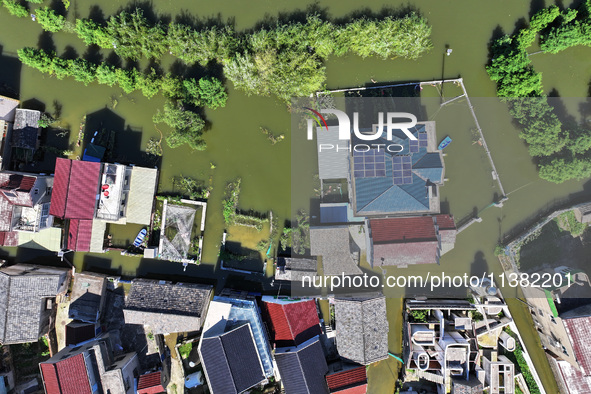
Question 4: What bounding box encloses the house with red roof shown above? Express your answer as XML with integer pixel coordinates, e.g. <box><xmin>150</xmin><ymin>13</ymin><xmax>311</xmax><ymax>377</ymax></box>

<box><xmin>367</xmin><ymin>214</ymin><xmax>456</xmax><ymax>267</ymax></box>
<box><xmin>326</xmin><ymin>365</ymin><xmax>368</xmax><ymax>394</ymax></box>
<box><xmin>137</xmin><ymin>371</ymin><xmax>167</xmax><ymax>394</ymax></box>
<box><xmin>260</xmin><ymin>296</ymin><xmax>322</xmax><ymax>347</ymax></box>
<box><xmin>0</xmin><ymin>171</ymin><xmax>54</xmax><ymax>247</ymax></box>
<box><xmin>39</xmin><ymin>334</ymin><xmax>139</xmax><ymax>394</ymax></box>
<box><xmin>50</xmin><ymin>158</ymin><xmax>158</xmax><ymax>252</ymax></box>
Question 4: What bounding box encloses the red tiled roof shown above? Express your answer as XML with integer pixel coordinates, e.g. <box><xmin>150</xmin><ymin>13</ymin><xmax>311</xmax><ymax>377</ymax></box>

<box><xmin>0</xmin><ymin>173</ymin><xmax>35</xmax><ymax>191</ymax></box>
<box><xmin>564</xmin><ymin>316</ymin><xmax>591</xmax><ymax>375</ymax></box>
<box><xmin>40</xmin><ymin>353</ymin><xmax>92</xmax><ymax>394</ymax></box>
<box><xmin>373</xmin><ymin>241</ymin><xmax>438</xmax><ymax>266</ymax></box>
<box><xmin>370</xmin><ymin>217</ymin><xmax>436</xmax><ymax>244</ymax></box>
<box><xmin>49</xmin><ymin>158</ymin><xmax>71</xmax><ymax>217</ymax></box>
<box><xmin>557</xmin><ymin>359</ymin><xmax>591</xmax><ymax>394</ymax></box>
<box><xmin>50</xmin><ymin>158</ymin><xmax>100</xmax><ymax>219</ymax></box>
<box><xmin>435</xmin><ymin>214</ymin><xmax>456</xmax><ymax>230</ymax></box>
<box><xmin>0</xmin><ymin>173</ymin><xmax>35</xmax><ymax>207</ymax></box>
<box><xmin>263</xmin><ymin>300</ymin><xmax>321</xmax><ymax>346</ymax></box>
<box><xmin>68</xmin><ymin>219</ymin><xmax>93</xmax><ymax>252</ymax></box>
<box><xmin>326</xmin><ymin>366</ymin><xmax>367</xmax><ymax>393</ymax></box>
<box><xmin>0</xmin><ymin>231</ymin><xmax>18</xmax><ymax>247</ymax></box>
<box><xmin>137</xmin><ymin>371</ymin><xmax>165</xmax><ymax>394</ymax></box>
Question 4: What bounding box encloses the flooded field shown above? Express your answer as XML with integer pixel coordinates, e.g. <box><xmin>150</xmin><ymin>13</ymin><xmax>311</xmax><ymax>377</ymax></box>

<box><xmin>1</xmin><ymin>1</ymin><xmax>590</xmax><ymax>392</ymax></box>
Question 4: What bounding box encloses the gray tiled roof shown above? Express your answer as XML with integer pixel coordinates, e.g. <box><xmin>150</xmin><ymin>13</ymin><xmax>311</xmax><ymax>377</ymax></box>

<box><xmin>275</xmin><ymin>337</ymin><xmax>329</xmax><ymax>394</ymax></box>
<box><xmin>310</xmin><ymin>226</ymin><xmax>362</xmax><ymax>276</ymax></box>
<box><xmin>0</xmin><ymin>264</ymin><xmax>69</xmax><ymax>344</ymax></box>
<box><xmin>12</xmin><ymin>109</ymin><xmax>40</xmax><ymax>150</ymax></box>
<box><xmin>123</xmin><ymin>279</ymin><xmax>212</xmax><ymax>334</ymax></box>
<box><xmin>200</xmin><ymin>323</ymin><xmax>266</xmax><ymax>394</ymax></box>
<box><xmin>334</xmin><ymin>295</ymin><xmax>389</xmax><ymax>365</ymax></box>
<box><xmin>275</xmin><ymin>257</ymin><xmax>318</xmax><ymax>281</ymax></box>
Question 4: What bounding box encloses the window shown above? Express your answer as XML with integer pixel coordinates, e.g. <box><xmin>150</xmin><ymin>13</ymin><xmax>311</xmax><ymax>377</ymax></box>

<box><xmin>46</xmin><ymin>187</ymin><xmax>52</xmax><ymax>195</ymax></box>
<box><xmin>34</xmin><ymin>188</ymin><xmax>39</xmax><ymax>195</ymax></box>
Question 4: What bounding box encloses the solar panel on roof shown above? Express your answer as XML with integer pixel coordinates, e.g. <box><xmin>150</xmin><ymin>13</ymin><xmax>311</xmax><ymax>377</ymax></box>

<box><xmin>409</xmin><ymin>140</ymin><xmax>419</xmax><ymax>153</ymax></box>
<box><xmin>354</xmin><ymin>149</ymin><xmax>386</xmax><ymax>178</ymax></box>
<box><xmin>419</xmin><ymin>133</ymin><xmax>428</xmax><ymax>148</ymax></box>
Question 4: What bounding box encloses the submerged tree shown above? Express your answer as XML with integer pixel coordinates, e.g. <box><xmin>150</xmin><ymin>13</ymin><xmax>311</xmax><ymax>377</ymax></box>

<box><xmin>153</xmin><ymin>100</ymin><xmax>206</xmax><ymax>151</ymax></box>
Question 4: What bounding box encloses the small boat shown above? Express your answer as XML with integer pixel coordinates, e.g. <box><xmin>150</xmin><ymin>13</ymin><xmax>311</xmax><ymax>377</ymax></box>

<box><xmin>133</xmin><ymin>229</ymin><xmax>147</xmax><ymax>247</ymax></box>
<box><xmin>438</xmin><ymin>136</ymin><xmax>452</xmax><ymax>150</ymax></box>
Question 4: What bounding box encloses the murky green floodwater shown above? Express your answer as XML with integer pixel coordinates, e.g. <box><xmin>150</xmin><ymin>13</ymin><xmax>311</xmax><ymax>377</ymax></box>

<box><xmin>2</xmin><ymin>1</ymin><xmax>590</xmax><ymax>392</ymax></box>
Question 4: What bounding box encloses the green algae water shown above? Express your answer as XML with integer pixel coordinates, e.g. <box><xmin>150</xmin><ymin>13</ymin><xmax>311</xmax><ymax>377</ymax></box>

<box><xmin>2</xmin><ymin>1</ymin><xmax>591</xmax><ymax>392</ymax></box>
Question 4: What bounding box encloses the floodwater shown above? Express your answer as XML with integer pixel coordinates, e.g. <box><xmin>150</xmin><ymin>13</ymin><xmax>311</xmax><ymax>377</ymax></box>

<box><xmin>1</xmin><ymin>1</ymin><xmax>590</xmax><ymax>392</ymax></box>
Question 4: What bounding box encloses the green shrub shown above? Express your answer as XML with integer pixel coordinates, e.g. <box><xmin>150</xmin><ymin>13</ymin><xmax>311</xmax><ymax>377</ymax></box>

<box><xmin>36</xmin><ymin>7</ymin><xmax>66</xmax><ymax>32</ymax></box>
<box><xmin>2</xmin><ymin>0</ymin><xmax>28</xmax><ymax>18</ymax></box>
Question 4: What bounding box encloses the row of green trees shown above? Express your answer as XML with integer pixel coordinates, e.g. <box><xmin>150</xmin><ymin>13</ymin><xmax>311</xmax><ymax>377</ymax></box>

<box><xmin>487</xmin><ymin>3</ymin><xmax>591</xmax><ymax>183</ymax></box>
<box><xmin>17</xmin><ymin>47</ymin><xmax>226</xmax><ymax>107</ymax></box>
<box><xmin>17</xmin><ymin>47</ymin><xmax>226</xmax><ymax>150</ymax></box>
<box><xmin>2</xmin><ymin>2</ymin><xmax>433</xmax><ymax>103</ymax></box>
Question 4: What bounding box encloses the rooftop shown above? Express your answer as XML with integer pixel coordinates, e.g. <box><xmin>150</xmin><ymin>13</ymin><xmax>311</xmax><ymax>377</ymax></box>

<box><xmin>50</xmin><ymin>158</ymin><xmax>101</xmax><ymax>220</ymax></box>
<box><xmin>126</xmin><ymin>166</ymin><xmax>158</xmax><ymax>225</ymax></box>
<box><xmin>275</xmin><ymin>336</ymin><xmax>329</xmax><ymax>394</ymax></box>
<box><xmin>260</xmin><ymin>297</ymin><xmax>321</xmax><ymax>347</ymax></box>
<box><xmin>351</xmin><ymin>122</ymin><xmax>442</xmax><ymax>216</ymax></box>
<box><xmin>68</xmin><ymin>272</ymin><xmax>107</xmax><ymax>323</ymax></box>
<box><xmin>334</xmin><ymin>295</ymin><xmax>389</xmax><ymax>365</ymax></box>
<box><xmin>40</xmin><ymin>353</ymin><xmax>92</xmax><ymax>394</ymax></box>
<box><xmin>0</xmin><ymin>96</ymin><xmax>19</xmax><ymax>122</ymax></box>
<box><xmin>310</xmin><ymin>226</ymin><xmax>362</xmax><ymax>276</ymax></box>
<box><xmin>67</xmin><ymin>219</ymin><xmax>93</xmax><ymax>252</ymax></box>
<box><xmin>203</xmin><ymin>296</ymin><xmax>274</xmax><ymax>377</ymax></box>
<box><xmin>200</xmin><ymin>323</ymin><xmax>266</xmax><ymax>394</ymax></box>
<box><xmin>0</xmin><ymin>264</ymin><xmax>69</xmax><ymax>344</ymax></box>
<box><xmin>326</xmin><ymin>366</ymin><xmax>367</xmax><ymax>393</ymax></box>
<box><xmin>137</xmin><ymin>371</ymin><xmax>165</xmax><ymax>394</ymax></box>
<box><xmin>275</xmin><ymin>257</ymin><xmax>318</xmax><ymax>282</ymax></box>
<box><xmin>123</xmin><ymin>279</ymin><xmax>213</xmax><ymax>334</ymax></box>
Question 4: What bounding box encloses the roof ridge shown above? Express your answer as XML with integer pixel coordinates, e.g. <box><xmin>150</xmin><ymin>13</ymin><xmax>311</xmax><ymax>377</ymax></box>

<box><xmin>295</xmin><ymin>346</ymin><xmax>312</xmax><ymax>394</ymax></box>
<box><xmin>359</xmin><ymin>185</ymin><xmax>394</xmax><ymax>212</ymax></box>
<box><xmin>282</xmin><ymin>303</ymin><xmax>296</xmax><ymax>341</ymax></box>
<box><xmin>214</xmin><ymin>335</ymin><xmax>239</xmax><ymax>392</ymax></box>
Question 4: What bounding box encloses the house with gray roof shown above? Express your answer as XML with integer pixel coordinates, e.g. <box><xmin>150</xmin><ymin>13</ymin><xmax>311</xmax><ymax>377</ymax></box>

<box><xmin>9</xmin><ymin>109</ymin><xmax>40</xmax><ymax>165</ymax></box>
<box><xmin>350</xmin><ymin>122</ymin><xmax>443</xmax><ymax>216</ymax></box>
<box><xmin>275</xmin><ymin>336</ymin><xmax>329</xmax><ymax>394</ymax></box>
<box><xmin>68</xmin><ymin>271</ymin><xmax>107</xmax><ymax>324</ymax></box>
<box><xmin>275</xmin><ymin>257</ymin><xmax>318</xmax><ymax>282</ymax></box>
<box><xmin>0</xmin><ymin>264</ymin><xmax>70</xmax><ymax>344</ymax></box>
<box><xmin>310</xmin><ymin>226</ymin><xmax>363</xmax><ymax>276</ymax></box>
<box><xmin>334</xmin><ymin>295</ymin><xmax>389</xmax><ymax>365</ymax></box>
<box><xmin>123</xmin><ymin>279</ymin><xmax>213</xmax><ymax>334</ymax></box>
<box><xmin>199</xmin><ymin>323</ymin><xmax>267</xmax><ymax>394</ymax></box>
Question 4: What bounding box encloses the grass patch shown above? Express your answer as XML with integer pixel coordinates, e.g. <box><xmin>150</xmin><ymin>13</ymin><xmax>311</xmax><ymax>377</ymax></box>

<box><xmin>502</xmin><ymin>329</ymin><xmax>541</xmax><ymax>394</ymax></box>
<box><xmin>179</xmin><ymin>342</ymin><xmax>193</xmax><ymax>359</ymax></box>
<box><xmin>555</xmin><ymin>210</ymin><xmax>587</xmax><ymax>237</ymax></box>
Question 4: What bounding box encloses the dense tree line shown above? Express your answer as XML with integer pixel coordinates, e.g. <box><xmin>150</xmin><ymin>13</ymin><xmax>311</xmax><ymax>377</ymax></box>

<box><xmin>487</xmin><ymin>4</ymin><xmax>591</xmax><ymax>183</ymax></box>
<box><xmin>18</xmin><ymin>47</ymin><xmax>226</xmax><ymax>150</ymax></box>
<box><xmin>1</xmin><ymin>3</ymin><xmax>433</xmax><ymax>103</ymax></box>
